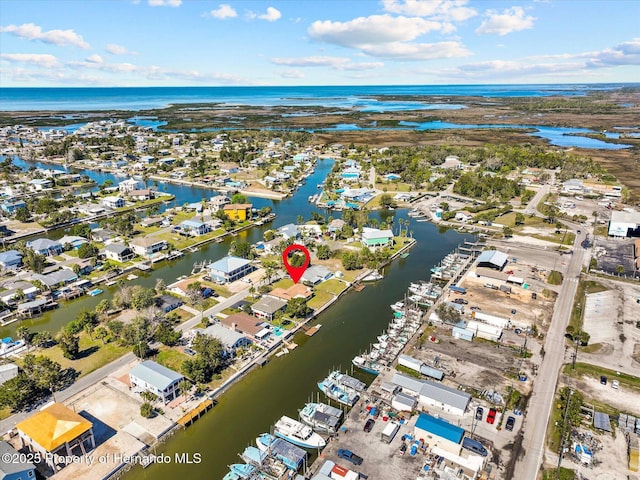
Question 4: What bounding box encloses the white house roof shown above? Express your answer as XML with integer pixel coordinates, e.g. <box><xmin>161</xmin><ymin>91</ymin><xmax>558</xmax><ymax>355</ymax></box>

<box><xmin>27</xmin><ymin>238</ymin><xmax>61</xmax><ymax>251</ymax></box>
<box><xmin>129</xmin><ymin>360</ymin><xmax>183</xmax><ymax>391</ymax></box>
<box><xmin>200</xmin><ymin>324</ymin><xmax>248</xmax><ymax>349</ymax></box>
<box><xmin>361</xmin><ymin>227</ymin><xmax>394</xmax><ymax>240</ymax></box>
<box><xmin>208</xmin><ymin>255</ymin><xmax>251</xmax><ymax>274</ymax></box>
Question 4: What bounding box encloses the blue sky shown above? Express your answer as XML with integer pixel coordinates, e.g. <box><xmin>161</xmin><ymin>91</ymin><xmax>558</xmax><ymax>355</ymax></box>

<box><xmin>1</xmin><ymin>0</ymin><xmax>638</xmax><ymax>86</ymax></box>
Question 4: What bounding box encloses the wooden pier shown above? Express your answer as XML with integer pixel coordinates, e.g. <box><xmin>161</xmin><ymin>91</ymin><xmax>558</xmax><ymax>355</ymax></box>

<box><xmin>176</xmin><ymin>399</ymin><xmax>214</xmax><ymax>427</ymax></box>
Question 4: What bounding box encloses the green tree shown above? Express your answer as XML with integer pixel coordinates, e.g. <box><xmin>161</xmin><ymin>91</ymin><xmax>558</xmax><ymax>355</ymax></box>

<box><xmin>341</xmin><ymin>252</ymin><xmax>362</xmax><ymax>270</ymax></box>
<box><xmin>515</xmin><ymin>212</ymin><xmax>525</xmax><ymax>226</ymax></box>
<box><xmin>14</xmin><ymin>207</ymin><xmax>31</xmax><ymax>223</ymax></box>
<box><xmin>32</xmin><ymin>330</ymin><xmax>53</xmax><ymax>349</ymax></box>
<box><xmin>503</xmin><ymin>226</ymin><xmax>514</xmax><ymax>237</ymax></box>
<box><xmin>316</xmin><ymin>244</ymin><xmax>331</xmax><ymax>260</ymax></box>
<box><xmin>379</xmin><ymin>194</ymin><xmax>395</xmax><ymax>209</ymax></box>
<box><xmin>286</xmin><ymin>298</ymin><xmax>311</xmax><ymax>318</ymax></box>
<box><xmin>95</xmin><ymin>299</ymin><xmax>112</xmax><ymax>319</ymax></box>
<box><xmin>57</xmin><ymin>331</ymin><xmax>80</xmax><ymax>359</ymax></box>
<box><xmin>77</xmin><ymin>243</ymin><xmax>98</xmax><ymax>259</ymax></box>
<box><xmin>130</xmin><ymin>286</ymin><xmax>155</xmax><ymax>310</ymax></box>
<box><xmin>231</xmin><ymin>193</ymin><xmax>248</xmax><ymax>204</ymax></box>
<box><xmin>94</xmin><ymin>326</ymin><xmax>109</xmax><ymax>345</ymax></box>
<box><xmin>0</xmin><ymin>373</ymin><xmax>39</xmax><ymax>410</ymax></box>
<box><xmin>16</xmin><ymin>326</ymin><xmax>32</xmax><ymax>350</ymax></box>
<box><xmin>140</xmin><ymin>402</ymin><xmax>154</xmax><ymax>418</ymax></box>
<box><xmin>230</xmin><ymin>241</ymin><xmax>252</xmax><ymax>259</ymax></box>
<box><xmin>154</xmin><ymin>321</ymin><xmax>182</xmax><ymax>346</ymax></box>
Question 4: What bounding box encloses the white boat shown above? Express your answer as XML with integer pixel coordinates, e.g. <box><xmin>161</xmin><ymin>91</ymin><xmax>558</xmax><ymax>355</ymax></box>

<box><xmin>299</xmin><ymin>402</ymin><xmax>343</xmax><ymax>433</ymax></box>
<box><xmin>273</xmin><ymin>416</ymin><xmax>326</xmax><ymax>449</ymax></box>
<box><xmin>361</xmin><ymin>270</ymin><xmax>383</xmax><ymax>282</ymax></box>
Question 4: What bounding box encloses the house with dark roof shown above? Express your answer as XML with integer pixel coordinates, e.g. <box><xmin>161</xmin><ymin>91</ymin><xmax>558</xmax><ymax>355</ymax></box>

<box><xmin>207</xmin><ymin>255</ymin><xmax>254</xmax><ymax>284</ymax></box>
<box><xmin>476</xmin><ymin>250</ymin><xmax>509</xmax><ymax>271</ymax></box>
<box><xmin>158</xmin><ymin>295</ymin><xmax>184</xmax><ymax>313</ymax></box>
<box><xmin>102</xmin><ymin>243</ymin><xmax>135</xmax><ymax>263</ymax></box>
<box><xmin>129</xmin><ymin>360</ymin><xmax>184</xmax><ymax>404</ymax></box>
<box><xmin>33</xmin><ymin>269</ymin><xmax>78</xmax><ymax>289</ymax></box>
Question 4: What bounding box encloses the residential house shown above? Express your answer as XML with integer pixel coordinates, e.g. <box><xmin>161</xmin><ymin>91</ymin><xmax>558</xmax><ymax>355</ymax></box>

<box><xmin>118</xmin><ymin>178</ymin><xmax>141</xmax><ymax>193</ymax></box>
<box><xmin>220</xmin><ymin>312</ymin><xmax>267</xmax><ymax>340</ymax></box>
<box><xmin>0</xmin><ymin>440</ymin><xmax>35</xmax><ymax>480</ymax></box>
<box><xmin>223</xmin><ymin>204</ymin><xmax>252</xmax><ymax>222</ymax></box>
<box><xmin>251</xmin><ymin>296</ymin><xmax>287</xmax><ymax>320</ymax></box>
<box><xmin>180</xmin><ymin>219</ymin><xmax>211</xmax><ymax>236</ymax></box>
<box><xmin>158</xmin><ymin>295</ymin><xmax>184</xmax><ymax>313</ymax></box>
<box><xmin>277</xmin><ymin>223</ymin><xmax>301</xmax><ymax>241</ymax></box>
<box><xmin>0</xmin><ymin>199</ymin><xmax>26</xmax><ymax>215</ymax></box>
<box><xmin>27</xmin><ymin>238</ymin><xmax>63</xmax><ymax>256</ymax></box>
<box><xmin>218</xmin><ymin>163</ymin><xmax>239</xmax><ymax>174</ymax></box>
<box><xmin>441</xmin><ymin>155</ymin><xmax>463</xmax><ymax>170</ymax></box>
<box><xmin>33</xmin><ymin>269</ymin><xmax>78</xmax><ymax>289</ymax></box>
<box><xmin>127</xmin><ymin>189</ymin><xmax>154</xmax><ymax>201</ymax></box>
<box><xmin>327</xmin><ymin>218</ymin><xmax>345</xmax><ymax>233</ymax></box>
<box><xmin>0</xmin><ymin>250</ymin><xmax>22</xmax><ymax>270</ymax></box>
<box><xmin>208</xmin><ymin>256</ymin><xmax>254</xmax><ymax>283</ymax></box>
<box><xmin>198</xmin><ymin>324</ymin><xmax>251</xmax><ymax>354</ymax></box>
<box><xmin>361</xmin><ymin>227</ymin><xmax>394</xmax><ymax>249</ymax></box>
<box><xmin>102</xmin><ymin>243</ymin><xmax>135</xmax><ymax>262</ymax></box>
<box><xmin>58</xmin><ymin>235</ymin><xmax>89</xmax><ymax>250</ymax></box>
<box><xmin>301</xmin><ymin>265</ymin><xmax>333</xmax><ymax>285</ymax></box>
<box><xmin>16</xmin><ymin>403</ymin><xmax>95</xmax><ymax>470</ymax></box>
<box><xmin>268</xmin><ymin>284</ymin><xmax>313</xmax><ymax>302</ymax></box>
<box><xmin>455</xmin><ymin>211</ymin><xmax>474</xmax><ymax>223</ymax></box>
<box><xmin>101</xmin><ymin>196</ymin><xmax>125</xmax><ymax>209</ymax></box>
<box><xmin>129</xmin><ymin>360</ymin><xmax>184</xmax><ymax>404</ymax></box>
<box><xmin>0</xmin><ymin>281</ymin><xmax>39</xmax><ymax>305</ymax></box>
<box><xmin>210</xmin><ymin>195</ymin><xmax>231</xmax><ymax>212</ymax></box>
<box><xmin>129</xmin><ymin>237</ymin><xmax>168</xmax><ymax>258</ymax></box>
<box><xmin>341</xmin><ymin>166</ymin><xmax>361</xmax><ymax>181</ymax></box>
<box><xmin>29</xmin><ymin>178</ymin><xmax>52</xmax><ymax>191</ymax></box>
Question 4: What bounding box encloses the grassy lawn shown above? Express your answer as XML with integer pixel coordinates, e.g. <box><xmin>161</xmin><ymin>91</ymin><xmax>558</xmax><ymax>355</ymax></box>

<box><xmin>374</xmin><ymin>182</ymin><xmax>412</xmax><ymax>192</ymax></box>
<box><xmin>594</xmin><ymin>225</ymin><xmax>608</xmax><ymax>236</ymax></box>
<box><xmin>531</xmin><ymin>231</ymin><xmax>576</xmax><ymax>246</ymax></box>
<box><xmin>155</xmin><ymin>347</ymin><xmax>190</xmax><ymax>373</ymax></box>
<box><xmin>563</xmin><ymin>362</ymin><xmax>640</xmax><ymax>392</ymax></box>
<box><xmin>153</xmin><ymin>228</ymin><xmax>226</xmax><ymax>250</ymax></box>
<box><xmin>541</xmin><ymin>468</ymin><xmax>576</xmax><ymax>480</ymax></box>
<box><xmin>0</xmin><ymin>407</ymin><xmax>12</xmax><ymax>421</ymax></box>
<box><xmin>271</xmin><ymin>278</ymin><xmax>294</xmax><ymax>289</ymax></box>
<box><xmin>546</xmin><ymin>393</ymin><xmax>565</xmax><ymax>453</ymax></box>
<box><xmin>341</xmin><ymin>269</ymin><xmax>363</xmax><ymax>282</ymax></box>
<box><xmin>316</xmin><ymin>278</ymin><xmax>347</xmax><ymax>296</ymax></box>
<box><xmin>308</xmin><ymin>290</ymin><xmax>334</xmax><ymax>310</ymax></box>
<box><xmin>547</xmin><ymin>270</ymin><xmax>564</xmax><ymax>285</ymax></box>
<box><xmin>497</xmin><ymin>212</ymin><xmax>545</xmax><ymax>228</ymax></box>
<box><xmin>172</xmin><ymin>307</ymin><xmax>196</xmax><ymax>323</ymax></box>
<box><xmin>570</xmin><ymin>280</ymin><xmax>607</xmax><ymax>331</ymax></box>
<box><xmin>35</xmin><ymin>333</ymin><xmax>130</xmax><ymax>378</ymax></box>
<box><xmin>389</xmin><ymin>236</ymin><xmax>413</xmax><ymax>256</ymax></box>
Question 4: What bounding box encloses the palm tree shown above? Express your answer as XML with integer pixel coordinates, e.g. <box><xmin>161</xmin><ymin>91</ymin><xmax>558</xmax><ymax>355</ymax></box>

<box><xmin>16</xmin><ymin>326</ymin><xmax>31</xmax><ymax>351</ymax></box>
<box><xmin>178</xmin><ymin>379</ymin><xmax>192</xmax><ymax>399</ymax></box>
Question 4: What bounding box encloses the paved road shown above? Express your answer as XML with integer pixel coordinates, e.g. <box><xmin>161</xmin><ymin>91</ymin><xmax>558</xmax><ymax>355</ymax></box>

<box><xmin>524</xmin><ymin>183</ymin><xmax>551</xmax><ymax>216</ymax></box>
<box><xmin>513</xmin><ymin>231</ymin><xmax>587</xmax><ymax>479</ymax></box>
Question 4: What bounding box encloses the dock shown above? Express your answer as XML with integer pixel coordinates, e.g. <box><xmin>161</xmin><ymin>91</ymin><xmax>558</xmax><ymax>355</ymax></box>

<box><xmin>176</xmin><ymin>399</ymin><xmax>214</xmax><ymax>427</ymax></box>
<box><xmin>305</xmin><ymin>324</ymin><xmax>322</xmax><ymax>336</ymax></box>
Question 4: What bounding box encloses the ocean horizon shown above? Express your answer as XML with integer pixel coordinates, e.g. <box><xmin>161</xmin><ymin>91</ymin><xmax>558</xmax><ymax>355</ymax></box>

<box><xmin>0</xmin><ymin>83</ymin><xmax>636</xmax><ymax>112</ymax></box>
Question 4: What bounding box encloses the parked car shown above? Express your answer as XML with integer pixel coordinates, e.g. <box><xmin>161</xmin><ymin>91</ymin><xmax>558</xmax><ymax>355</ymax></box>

<box><xmin>612</xmin><ymin>379</ymin><xmax>620</xmax><ymax>389</ymax></box>
<box><xmin>487</xmin><ymin>408</ymin><xmax>497</xmax><ymax>424</ymax></box>
<box><xmin>462</xmin><ymin>437</ymin><xmax>488</xmax><ymax>457</ymax></box>
<box><xmin>505</xmin><ymin>416</ymin><xmax>516</xmax><ymax>431</ymax></box>
<box><xmin>337</xmin><ymin>449</ymin><xmax>363</xmax><ymax>466</ymax></box>
<box><xmin>364</xmin><ymin>418</ymin><xmax>375</xmax><ymax>432</ymax></box>
<box><xmin>600</xmin><ymin>375</ymin><xmax>607</xmax><ymax>385</ymax></box>
<box><xmin>511</xmin><ymin>309</ymin><xmax>517</xmax><ymax>314</ymax></box>
<box><xmin>453</xmin><ymin>298</ymin><xmax>469</xmax><ymax>305</ymax></box>
<box><xmin>475</xmin><ymin>406</ymin><xmax>483</xmax><ymax>421</ymax></box>
<box><xmin>184</xmin><ymin>348</ymin><xmax>196</xmax><ymax>356</ymax></box>
<box><xmin>471</xmin><ymin>306</ymin><xmax>481</xmax><ymax>311</ymax></box>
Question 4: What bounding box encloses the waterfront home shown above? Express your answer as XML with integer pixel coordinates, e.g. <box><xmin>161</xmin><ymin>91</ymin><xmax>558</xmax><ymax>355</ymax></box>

<box><xmin>277</xmin><ymin>223</ymin><xmax>301</xmax><ymax>241</ymax></box>
<box><xmin>33</xmin><ymin>268</ymin><xmax>78</xmax><ymax>290</ymax></box>
<box><xmin>0</xmin><ymin>281</ymin><xmax>39</xmax><ymax>305</ymax></box>
<box><xmin>180</xmin><ymin>219</ymin><xmax>211</xmax><ymax>236</ymax></box>
<box><xmin>158</xmin><ymin>294</ymin><xmax>184</xmax><ymax>313</ymax></box>
<box><xmin>91</xmin><ymin>228</ymin><xmax>117</xmax><ymax>243</ymax></box>
<box><xmin>342</xmin><ymin>187</ymin><xmax>373</xmax><ymax>203</ymax></box>
<box><xmin>328</xmin><ymin>218</ymin><xmax>345</xmax><ymax>233</ymax></box>
<box><xmin>140</xmin><ymin>216</ymin><xmax>164</xmax><ymax>227</ymax></box>
<box><xmin>360</xmin><ymin>227</ymin><xmax>394</xmax><ymax>249</ymax></box>
<box><xmin>268</xmin><ymin>283</ymin><xmax>313</xmax><ymax>302</ymax></box>
<box><xmin>118</xmin><ymin>178</ymin><xmax>141</xmax><ymax>193</ymax></box>
<box><xmin>210</xmin><ymin>195</ymin><xmax>231</xmax><ymax>212</ymax></box>
<box><xmin>0</xmin><ymin>199</ymin><xmax>26</xmax><ymax>215</ymax></box>
<box><xmin>58</xmin><ymin>235</ymin><xmax>89</xmax><ymax>250</ymax></box>
<box><xmin>341</xmin><ymin>166</ymin><xmax>361</xmax><ymax>181</ymax></box>
<box><xmin>221</xmin><ymin>312</ymin><xmax>269</xmax><ymax>340</ymax></box>
<box><xmin>16</xmin><ymin>402</ymin><xmax>95</xmax><ymax>471</ymax></box>
<box><xmin>0</xmin><ymin>441</ymin><xmax>36</xmax><ymax>480</ymax></box>
<box><xmin>29</xmin><ymin>178</ymin><xmax>53</xmax><ymax>191</ymax></box>
<box><xmin>27</xmin><ymin>238</ymin><xmax>63</xmax><ymax>256</ymax></box>
<box><xmin>219</xmin><ymin>162</ymin><xmax>240</xmax><ymax>174</ymax></box>
<box><xmin>223</xmin><ymin>203</ymin><xmax>252</xmax><ymax>222</ymax></box>
<box><xmin>0</xmin><ymin>364</ymin><xmax>19</xmax><ymax>386</ymax></box>
<box><xmin>301</xmin><ymin>265</ymin><xmax>333</xmax><ymax>285</ymax></box>
<box><xmin>0</xmin><ymin>250</ymin><xmax>22</xmax><ymax>270</ymax></box>
<box><xmin>127</xmin><ymin>189</ymin><xmax>154</xmax><ymax>201</ymax></box>
<box><xmin>129</xmin><ymin>237</ymin><xmax>168</xmax><ymax>258</ymax></box>
<box><xmin>454</xmin><ymin>211</ymin><xmax>474</xmax><ymax>223</ymax></box>
<box><xmin>102</xmin><ymin>243</ymin><xmax>135</xmax><ymax>263</ymax></box>
<box><xmin>197</xmin><ymin>323</ymin><xmax>251</xmax><ymax>354</ymax></box>
<box><xmin>78</xmin><ymin>204</ymin><xmax>107</xmax><ymax>216</ymax></box>
<box><xmin>101</xmin><ymin>196</ymin><xmax>125</xmax><ymax>209</ymax></box>
<box><xmin>129</xmin><ymin>360</ymin><xmax>184</xmax><ymax>404</ymax></box>
<box><xmin>441</xmin><ymin>155</ymin><xmax>463</xmax><ymax>170</ymax></box>
<box><xmin>207</xmin><ymin>255</ymin><xmax>254</xmax><ymax>283</ymax></box>
<box><xmin>251</xmin><ymin>296</ymin><xmax>287</xmax><ymax>321</ymax></box>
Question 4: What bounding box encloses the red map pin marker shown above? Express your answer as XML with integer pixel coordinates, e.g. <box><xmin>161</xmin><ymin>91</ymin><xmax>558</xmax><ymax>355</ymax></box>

<box><xmin>282</xmin><ymin>244</ymin><xmax>311</xmax><ymax>284</ymax></box>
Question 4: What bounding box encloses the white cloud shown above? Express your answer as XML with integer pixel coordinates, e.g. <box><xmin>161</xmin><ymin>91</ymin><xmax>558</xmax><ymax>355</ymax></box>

<box><xmin>271</xmin><ymin>55</ymin><xmax>383</xmax><ymax>70</ymax></box>
<box><xmin>0</xmin><ymin>23</ymin><xmax>90</xmax><ymax>49</ymax></box>
<box><xmin>382</xmin><ymin>0</ymin><xmax>477</xmax><ymax>22</ymax></box>
<box><xmin>476</xmin><ymin>7</ymin><xmax>535</xmax><ymax>36</ymax></box>
<box><xmin>86</xmin><ymin>54</ymin><xmax>104</xmax><ymax>64</ymax></box>
<box><xmin>106</xmin><ymin>43</ymin><xmax>136</xmax><ymax>55</ymax></box>
<box><xmin>259</xmin><ymin>7</ymin><xmax>281</xmax><ymax>22</ymax></box>
<box><xmin>585</xmin><ymin>38</ymin><xmax>640</xmax><ymax>67</ymax></box>
<box><xmin>279</xmin><ymin>70</ymin><xmax>305</xmax><ymax>79</ymax></box>
<box><xmin>0</xmin><ymin>53</ymin><xmax>59</xmax><ymax>68</ymax></box>
<box><xmin>148</xmin><ymin>0</ymin><xmax>182</xmax><ymax>7</ymax></box>
<box><xmin>205</xmin><ymin>4</ymin><xmax>237</xmax><ymax>19</ymax></box>
<box><xmin>309</xmin><ymin>15</ymin><xmax>445</xmax><ymax>46</ymax></box>
<box><xmin>361</xmin><ymin>40</ymin><xmax>470</xmax><ymax>60</ymax></box>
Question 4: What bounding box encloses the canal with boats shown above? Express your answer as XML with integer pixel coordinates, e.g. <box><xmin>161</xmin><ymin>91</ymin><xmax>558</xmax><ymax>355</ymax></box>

<box><xmin>3</xmin><ymin>155</ymin><xmax>469</xmax><ymax>478</ymax></box>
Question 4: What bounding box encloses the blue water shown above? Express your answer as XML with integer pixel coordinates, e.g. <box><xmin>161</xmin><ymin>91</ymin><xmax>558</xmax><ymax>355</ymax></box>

<box><xmin>0</xmin><ymin>84</ymin><xmax>634</xmax><ymax>111</ymax></box>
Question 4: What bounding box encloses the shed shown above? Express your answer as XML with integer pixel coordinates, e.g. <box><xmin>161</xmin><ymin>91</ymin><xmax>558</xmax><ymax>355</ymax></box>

<box><xmin>392</xmin><ymin>392</ymin><xmax>418</xmax><ymax>412</ymax></box>
<box><xmin>414</xmin><ymin>413</ymin><xmax>464</xmax><ymax>454</ymax></box>
<box><xmin>476</xmin><ymin>250</ymin><xmax>509</xmax><ymax>270</ymax></box>
<box><xmin>594</xmin><ymin>412</ymin><xmax>612</xmax><ymax>432</ymax></box>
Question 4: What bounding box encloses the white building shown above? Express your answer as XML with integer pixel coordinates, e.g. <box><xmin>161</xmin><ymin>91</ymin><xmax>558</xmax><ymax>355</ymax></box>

<box><xmin>129</xmin><ymin>360</ymin><xmax>184</xmax><ymax>404</ymax></box>
<box><xmin>608</xmin><ymin>210</ymin><xmax>640</xmax><ymax>237</ymax></box>
<box><xmin>118</xmin><ymin>178</ymin><xmax>141</xmax><ymax>193</ymax></box>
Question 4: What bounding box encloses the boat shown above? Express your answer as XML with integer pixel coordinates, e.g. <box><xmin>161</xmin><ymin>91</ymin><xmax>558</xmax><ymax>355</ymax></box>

<box><xmin>352</xmin><ymin>355</ymin><xmax>382</xmax><ymax>376</ymax></box>
<box><xmin>240</xmin><ymin>446</ymin><xmax>288</xmax><ymax>480</ymax></box>
<box><xmin>255</xmin><ymin>434</ymin><xmax>306</xmax><ymax>471</ymax></box>
<box><xmin>273</xmin><ymin>416</ymin><xmax>326</xmax><ymax>449</ymax></box>
<box><xmin>317</xmin><ymin>371</ymin><xmax>365</xmax><ymax>406</ymax></box>
<box><xmin>299</xmin><ymin>402</ymin><xmax>343</xmax><ymax>433</ymax></box>
<box><xmin>400</xmin><ymin>252</ymin><xmax>410</xmax><ymax>259</ymax></box>
<box><xmin>361</xmin><ymin>270</ymin><xmax>383</xmax><ymax>282</ymax></box>
<box><xmin>225</xmin><ymin>464</ymin><xmax>259</xmax><ymax>480</ymax></box>
<box><xmin>88</xmin><ymin>288</ymin><xmax>103</xmax><ymax>296</ymax></box>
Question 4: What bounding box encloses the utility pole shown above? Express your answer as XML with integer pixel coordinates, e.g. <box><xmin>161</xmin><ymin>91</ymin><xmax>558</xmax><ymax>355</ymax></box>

<box><xmin>555</xmin><ymin>388</ymin><xmax>573</xmax><ymax>480</ymax></box>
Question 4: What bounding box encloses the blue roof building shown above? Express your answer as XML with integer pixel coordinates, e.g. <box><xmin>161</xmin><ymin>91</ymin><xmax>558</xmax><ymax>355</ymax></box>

<box><xmin>0</xmin><ymin>250</ymin><xmax>22</xmax><ymax>270</ymax></box>
<box><xmin>180</xmin><ymin>219</ymin><xmax>211</xmax><ymax>236</ymax></box>
<box><xmin>208</xmin><ymin>255</ymin><xmax>254</xmax><ymax>284</ymax></box>
<box><xmin>129</xmin><ymin>360</ymin><xmax>184</xmax><ymax>404</ymax></box>
<box><xmin>414</xmin><ymin>413</ymin><xmax>464</xmax><ymax>452</ymax></box>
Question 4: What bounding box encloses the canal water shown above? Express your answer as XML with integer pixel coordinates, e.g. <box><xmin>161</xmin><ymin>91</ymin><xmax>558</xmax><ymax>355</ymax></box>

<box><xmin>4</xmin><ymin>155</ymin><xmax>469</xmax><ymax>479</ymax></box>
